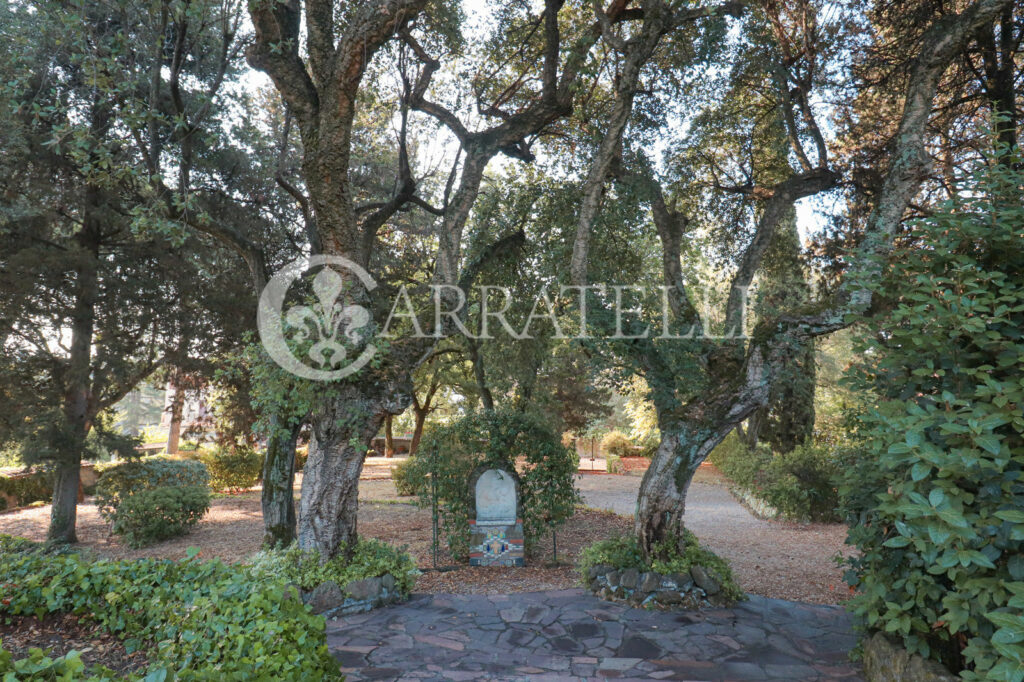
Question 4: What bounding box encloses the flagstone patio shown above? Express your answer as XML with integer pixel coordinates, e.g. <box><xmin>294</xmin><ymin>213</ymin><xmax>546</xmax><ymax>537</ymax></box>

<box><xmin>326</xmin><ymin>589</ymin><xmax>863</xmax><ymax>681</ymax></box>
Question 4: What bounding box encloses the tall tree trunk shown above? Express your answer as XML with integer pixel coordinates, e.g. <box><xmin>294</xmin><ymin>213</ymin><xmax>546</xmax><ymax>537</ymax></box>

<box><xmin>410</xmin><ymin>407</ymin><xmax>428</xmax><ymax>455</ymax></box>
<box><xmin>50</xmin><ymin>200</ymin><xmax>101</xmax><ymax>544</ymax></box>
<box><xmin>165</xmin><ymin>382</ymin><xmax>184</xmax><ymax>454</ymax></box>
<box><xmin>384</xmin><ymin>414</ymin><xmax>395</xmax><ymax>457</ymax></box>
<box><xmin>261</xmin><ymin>416</ymin><xmax>303</xmax><ymax>547</ymax></box>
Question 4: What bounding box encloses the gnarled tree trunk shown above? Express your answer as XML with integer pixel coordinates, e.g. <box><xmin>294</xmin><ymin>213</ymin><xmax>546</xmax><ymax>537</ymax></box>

<box><xmin>298</xmin><ymin>384</ymin><xmax>409</xmax><ymax>557</ymax></box>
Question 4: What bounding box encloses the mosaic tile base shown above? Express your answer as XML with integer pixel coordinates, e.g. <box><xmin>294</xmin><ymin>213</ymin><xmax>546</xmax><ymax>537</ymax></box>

<box><xmin>468</xmin><ymin>520</ymin><xmax>524</xmax><ymax>567</ymax></box>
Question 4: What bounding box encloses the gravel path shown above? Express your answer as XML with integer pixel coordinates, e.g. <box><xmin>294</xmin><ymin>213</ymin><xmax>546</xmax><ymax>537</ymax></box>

<box><xmin>327</xmin><ymin>589</ymin><xmax>862</xmax><ymax>681</ymax></box>
<box><xmin>577</xmin><ymin>467</ymin><xmax>853</xmax><ymax>604</ymax></box>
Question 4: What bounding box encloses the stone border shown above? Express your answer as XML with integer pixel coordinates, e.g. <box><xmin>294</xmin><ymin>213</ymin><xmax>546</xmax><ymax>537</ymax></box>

<box><xmin>585</xmin><ymin>564</ymin><xmax>733</xmax><ymax>609</ymax></box>
<box><xmin>300</xmin><ymin>574</ymin><xmax>405</xmax><ymax>618</ymax></box>
<box><xmin>727</xmin><ymin>483</ymin><xmax>780</xmax><ymax>519</ymax></box>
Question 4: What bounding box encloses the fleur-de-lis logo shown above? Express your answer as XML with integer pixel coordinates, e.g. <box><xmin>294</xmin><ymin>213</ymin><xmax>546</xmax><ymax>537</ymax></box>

<box><xmin>258</xmin><ymin>255</ymin><xmax>377</xmax><ymax>381</ymax></box>
<box><xmin>284</xmin><ymin>268</ymin><xmax>371</xmax><ymax>369</ymax></box>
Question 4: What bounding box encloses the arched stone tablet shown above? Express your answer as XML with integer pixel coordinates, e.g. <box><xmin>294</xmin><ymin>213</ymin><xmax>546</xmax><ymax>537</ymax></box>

<box><xmin>474</xmin><ymin>469</ymin><xmax>517</xmax><ymax>523</ymax></box>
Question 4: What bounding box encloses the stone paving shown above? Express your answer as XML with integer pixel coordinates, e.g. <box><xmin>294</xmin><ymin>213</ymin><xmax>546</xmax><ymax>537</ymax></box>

<box><xmin>326</xmin><ymin>589</ymin><xmax>863</xmax><ymax>681</ymax></box>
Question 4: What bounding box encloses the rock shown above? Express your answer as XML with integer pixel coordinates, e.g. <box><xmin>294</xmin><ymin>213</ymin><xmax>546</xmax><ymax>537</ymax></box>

<box><xmin>345</xmin><ymin>576</ymin><xmax>383</xmax><ymax>601</ymax></box>
<box><xmin>606</xmin><ymin>570</ymin><xmax>621</xmax><ymax>588</ymax></box>
<box><xmin>654</xmin><ymin>590</ymin><xmax>683</xmax><ymax>605</ymax></box>
<box><xmin>668</xmin><ymin>572</ymin><xmax>693</xmax><ymax>591</ymax></box>
<box><xmin>863</xmin><ymin>632</ymin><xmax>958</xmax><ymax>682</ymax></box>
<box><xmin>639</xmin><ymin>572</ymin><xmax>661</xmax><ymax>593</ymax></box>
<box><xmin>620</xmin><ymin>568</ymin><xmax>639</xmax><ymax>589</ymax></box>
<box><xmin>382</xmin><ymin>574</ymin><xmax>396</xmax><ymax>592</ymax></box>
<box><xmin>589</xmin><ymin>564</ymin><xmax>612</xmax><ymax>580</ymax></box>
<box><xmin>690</xmin><ymin>565</ymin><xmax>721</xmax><ymax>596</ymax></box>
<box><xmin>307</xmin><ymin>580</ymin><xmax>344</xmax><ymax>614</ymax></box>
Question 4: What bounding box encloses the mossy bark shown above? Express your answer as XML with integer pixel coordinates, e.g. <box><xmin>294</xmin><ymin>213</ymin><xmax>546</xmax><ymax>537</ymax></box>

<box><xmin>261</xmin><ymin>417</ymin><xmax>303</xmax><ymax>547</ymax></box>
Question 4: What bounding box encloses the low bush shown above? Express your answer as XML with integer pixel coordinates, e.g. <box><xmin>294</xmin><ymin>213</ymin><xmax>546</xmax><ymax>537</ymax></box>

<box><xmin>605</xmin><ymin>454</ymin><xmax>622</xmax><ymax>474</ymax></box>
<box><xmin>197</xmin><ymin>444</ymin><xmax>262</xmax><ymax>491</ymax></box>
<box><xmin>578</xmin><ymin>531</ymin><xmax>745</xmax><ymax>602</ymax></box>
<box><xmin>249</xmin><ymin>537</ymin><xmax>420</xmax><ymax>596</ymax></box>
<box><xmin>412</xmin><ymin>410</ymin><xmax>580</xmax><ymax>558</ymax></box>
<box><xmin>94</xmin><ymin>457</ymin><xmax>208</xmax><ymax>522</ymax></box>
<box><xmin>601</xmin><ymin>431</ymin><xmax>633</xmax><ymax>458</ymax></box>
<box><xmin>391</xmin><ymin>456</ymin><xmax>423</xmax><ymax>496</ymax></box>
<box><xmin>0</xmin><ymin>535</ymin><xmax>342</xmax><ymax>680</ymax></box>
<box><xmin>110</xmin><ymin>485</ymin><xmax>210</xmax><ymax>548</ymax></box>
<box><xmin>0</xmin><ymin>470</ymin><xmax>51</xmax><ymax>511</ymax></box>
<box><xmin>636</xmin><ymin>438</ymin><xmax>659</xmax><ymax>459</ymax></box>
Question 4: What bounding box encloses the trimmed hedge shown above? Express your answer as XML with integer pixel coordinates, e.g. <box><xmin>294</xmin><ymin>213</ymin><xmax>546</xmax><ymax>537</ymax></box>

<box><xmin>0</xmin><ymin>535</ymin><xmax>342</xmax><ymax>680</ymax></box>
<box><xmin>196</xmin><ymin>445</ymin><xmax>262</xmax><ymax>491</ymax></box>
<box><xmin>94</xmin><ymin>457</ymin><xmax>208</xmax><ymax>522</ymax></box>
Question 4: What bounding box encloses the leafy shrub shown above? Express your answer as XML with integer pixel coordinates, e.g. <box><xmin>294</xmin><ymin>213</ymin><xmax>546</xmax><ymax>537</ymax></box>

<box><xmin>578</xmin><ymin>535</ymin><xmax>645</xmax><ymax>575</ymax></box>
<box><xmin>578</xmin><ymin>531</ymin><xmax>745</xmax><ymax>602</ymax></box>
<box><xmin>197</xmin><ymin>444</ymin><xmax>262</xmax><ymax>491</ymax></box>
<box><xmin>842</xmin><ymin>159</ymin><xmax>1024</xmax><ymax>679</ymax></box>
<box><xmin>0</xmin><ymin>534</ymin><xmax>342</xmax><ymax>680</ymax></box>
<box><xmin>94</xmin><ymin>456</ymin><xmax>208</xmax><ymax>522</ymax></box>
<box><xmin>411</xmin><ymin>410</ymin><xmax>580</xmax><ymax>558</ymax></box>
<box><xmin>637</xmin><ymin>438</ymin><xmax>659</xmax><ymax>459</ymax></box>
<box><xmin>763</xmin><ymin>443</ymin><xmax>841</xmax><ymax>521</ymax></box>
<box><xmin>601</xmin><ymin>431</ymin><xmax>633</xmax><ymax>458</ymax></box>
<box><xmin>392</xmin><ymin>456</ymin><xmax>423</xmax><ymax>496</ymax></box>
<box><xmin>709</xmin><ymin>433</ymin><xmax>841</xmax><ymax>522</ymax></box>
<box><xmin>249</xmin><ymin>538</ymin><xmax>419</xmax><ymax>596</ymax></box>
<box><xmin>0</xmin><ymin>470</ymin><xmax>51</xmax><ymax>511</ymax></box>
<box><xmin>110</xmin><ymin>485</ymin><xmax>210</xmax><ymax>548</ymax></box>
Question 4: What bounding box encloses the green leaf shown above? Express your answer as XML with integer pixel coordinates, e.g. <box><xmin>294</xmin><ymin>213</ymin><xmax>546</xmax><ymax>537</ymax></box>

<box><xmin>911</xmin><ymin>462</ymin><xmax>932</xmax><ymax>481</ymax></box>
<box><xmin>975</xmin><ymin>433</ymin><xmax>1002</xmax><ymax>455</ymax></box>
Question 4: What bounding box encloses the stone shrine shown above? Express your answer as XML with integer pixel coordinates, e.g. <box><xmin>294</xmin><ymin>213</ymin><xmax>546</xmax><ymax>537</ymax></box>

<box><xmin>468</xmin><ymin>467</ymin><xmax>524</xmax><ymax>567</ymax></box>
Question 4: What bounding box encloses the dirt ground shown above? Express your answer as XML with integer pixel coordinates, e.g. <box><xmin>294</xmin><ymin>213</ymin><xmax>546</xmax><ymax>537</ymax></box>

<box><xmin>0</xmin><ymin>457</ymin><xmax>853</xmax><ymax>604</ymax></box>
<box><xmin>0</xmin><ymin>613</ymin><xmax>148</xmax><ymax>675</ymax></box>
<box><xmin>0</xmin><ymin>494</ymin><xmax>628</xmax><ymax>593</ymax></box>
